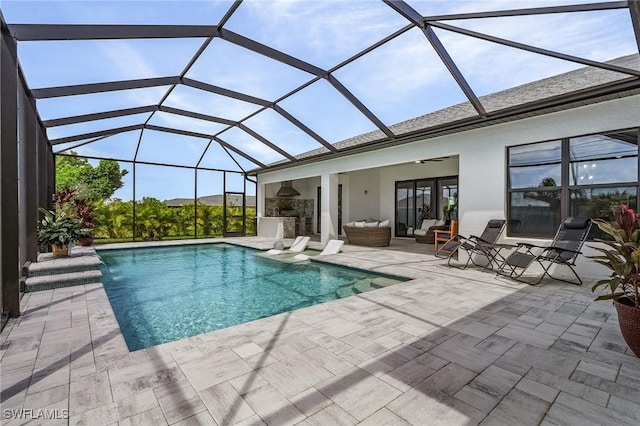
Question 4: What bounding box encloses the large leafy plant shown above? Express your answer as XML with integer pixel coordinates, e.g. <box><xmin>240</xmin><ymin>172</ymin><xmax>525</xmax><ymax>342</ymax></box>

<box><xmin>37</xmin><ymin>208</ymin><xmax>84</xmax><ymax>249</ymax></box>
<box><xmin>590</xmin><ymin>204</ymin><xmax>640</xmax><ymax>308</ymax></box>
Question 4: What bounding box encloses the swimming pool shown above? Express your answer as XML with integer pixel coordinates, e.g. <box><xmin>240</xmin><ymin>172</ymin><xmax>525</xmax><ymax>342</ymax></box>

<box><xmin>99</xmin><ymin>244</ymin><xmax>405</xmax><ymax>351</ymax></box>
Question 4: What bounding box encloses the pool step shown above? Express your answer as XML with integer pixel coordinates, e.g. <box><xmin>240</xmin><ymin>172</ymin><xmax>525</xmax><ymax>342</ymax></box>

<box><xmin>336</xmin><ymin>286</ymin><xmax>357</xmax><ymax>298</ymax></box>
<box><xmin>24</xmin><ymin>270</ymin><xmax>103</xmax><ymax>292</ymax></box>
<box><xmin>27</xmin><ymin>255</ymin><xmax>102</xmax><ymax>277</ymax></box>
<box><xmin>371</xmin><ymin>277</ymin><xmax>399</xmax><ymax>288</ymax></box>
<box><xmin>353</xmin><ymin>279</ymin><xmax>376</xmax><ymax>294</ymax></box>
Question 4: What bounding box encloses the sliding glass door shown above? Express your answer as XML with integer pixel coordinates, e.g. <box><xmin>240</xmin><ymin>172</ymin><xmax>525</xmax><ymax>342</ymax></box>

<box><xmin>438</xmin><ymin>178</ymin><xmax>458</xmax><ymax>221</ymax></box>
<box><xmin>395</xmin><ymin>181</ymin><xmax>414</xmax><ymax>236</ymax></box>
<box><xmin>395</xmin><ymin>176</ymin><xmax>458</xmax><ymax>236</ymax></box>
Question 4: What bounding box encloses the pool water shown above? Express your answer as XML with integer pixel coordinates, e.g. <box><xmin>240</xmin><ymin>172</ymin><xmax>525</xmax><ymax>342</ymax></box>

<box><xmin>99</xmin><ymin>244</ymin><xmax>405</xmax><ymax>351</ymax></box>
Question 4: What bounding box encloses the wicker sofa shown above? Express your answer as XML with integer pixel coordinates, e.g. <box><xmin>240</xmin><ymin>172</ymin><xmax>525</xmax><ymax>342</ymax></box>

<box><xmin>343</xmin><ymin>225</ymin><xmax>391</xmax><ymax>247</ymax></box>
<box><xmin>414</xmin><ymin>219</ymin><xmax>449</xmax><ymax>244</ymax></box>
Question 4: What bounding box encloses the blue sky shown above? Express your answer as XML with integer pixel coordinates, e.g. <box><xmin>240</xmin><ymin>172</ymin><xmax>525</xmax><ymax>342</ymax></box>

<box><xmin>1</xmin><ymin>0</ymin><xmax>637</xmax><ymax>200</ymax></box>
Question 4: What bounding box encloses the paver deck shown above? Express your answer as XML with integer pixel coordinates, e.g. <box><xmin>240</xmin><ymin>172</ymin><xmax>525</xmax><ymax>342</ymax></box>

<box><xmin>2</xmin><ymin>237</ymin><xmax>639</xmax><ymax>425</ymax></box>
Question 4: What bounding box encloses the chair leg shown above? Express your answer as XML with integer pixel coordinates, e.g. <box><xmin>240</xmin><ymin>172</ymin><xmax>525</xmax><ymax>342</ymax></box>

<box><xmin>446</xmin><ymin>248</ymin><xmax>472</xmax><ymax>270</ymax></box>
<box><xmin>538</xmin><ymin>260</ymin><xmax>583</xmax><ymax>286</ymax></box>
<box><xmin>497</xmin><ymin>265</ymin><xmax>543</xmax><ymax>285</ymax></box>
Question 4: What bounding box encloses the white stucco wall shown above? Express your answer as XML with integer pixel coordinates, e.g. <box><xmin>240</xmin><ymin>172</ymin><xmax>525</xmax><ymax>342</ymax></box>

<box><xmin>347</xmin><ymin>169</ymin><xmax>381</xmax><ymax>222</ymax></box>
<box><xmin>257</xmin><ymin>95</ymin><xmax>640</xmax><ymax>280</ymax></box>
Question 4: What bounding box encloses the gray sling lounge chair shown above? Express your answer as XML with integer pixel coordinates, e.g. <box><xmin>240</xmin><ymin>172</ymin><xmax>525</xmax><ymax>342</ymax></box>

<box><xmin>435</xmin><ymin>219</ymin><xmax>507</xmax><ymax>270</ymax></box>
<box><xmin>495</xmin><ymin>217</ymin><xmax>591</xmax><ymax>286</ymax></box>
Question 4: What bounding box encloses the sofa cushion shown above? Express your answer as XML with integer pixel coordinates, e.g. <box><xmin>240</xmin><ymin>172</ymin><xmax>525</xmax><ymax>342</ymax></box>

<box><xmin>414</xmin><ymin>229</ymin><xmax>427</xmax><ymax>236</ymax></box>
<box><xmin>435</xmin><ymin>219</ymin><xmax>446</xmax><ymax>226</ymax></box>
<box><xmin>354</xmin><ymin>221</ymin><xmax>366</xmax><ymax>228</ymax></box>
<box><xmin>420</xmin><ymin>219</ymin><xmax>438</xmax><ymax>230</ymax></box>
<box><xmin>345</xmin><ymin>221</ymin><xmax>355</xmax><ymax>227</ymax></box>
<box><xmin>364</xmin><ymin>221</ymin><xmax>379</xmax><ymax>228</ymax></box>
<box><xmin>379</xmin><ymin>219</ymin><xmax>390</xmax><ymax>227</ymax></box>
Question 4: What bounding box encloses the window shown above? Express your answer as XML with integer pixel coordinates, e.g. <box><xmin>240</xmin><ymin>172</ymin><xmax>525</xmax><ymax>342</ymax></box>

<box><xmin>507</xmin><ymin>129</ymin><xmax>639</xmax><ymax>238</ymax></box>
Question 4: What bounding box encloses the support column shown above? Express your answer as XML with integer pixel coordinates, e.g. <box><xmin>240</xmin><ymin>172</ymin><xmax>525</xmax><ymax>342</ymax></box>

<box><xmin>320</xmin><ymin>172</ymin><xmax>338</xmax><ymax>245</ymax></box>
<box><xmin>18</xmin><ymin>91</ymin><xmax>39</xmax><ymax>264</ymax></box>
<box><xmin>1</xmin><ymin>23</ymin><xmax>21</xmax><ymax>317</ymax></box>
<box><xmin>46</xmin><ymin>143</ymin><xmax>54</xmax><ymax>210</ymax></box>
<box><xmin>37</xmin><ymin>125</ymin><xmax>49</xmax><ymax>212</ymax></box>
<box><xmin>256</xmin><ymin>180</ymin><xmax>265</xmax><ymax>218</ymax></box>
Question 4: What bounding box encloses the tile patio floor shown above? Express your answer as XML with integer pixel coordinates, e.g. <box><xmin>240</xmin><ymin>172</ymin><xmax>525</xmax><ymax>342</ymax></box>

<box><xmin>1</xmin><ymin>237</ymin><xmax>640</xmax><ymax>425</ymax></box>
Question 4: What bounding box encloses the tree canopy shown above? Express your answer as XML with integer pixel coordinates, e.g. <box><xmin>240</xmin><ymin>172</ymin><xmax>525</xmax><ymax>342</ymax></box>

<box><xmin>56</xmin><ymin>152</ymin><xmax>128</xmax><ymax>202</ymax></box>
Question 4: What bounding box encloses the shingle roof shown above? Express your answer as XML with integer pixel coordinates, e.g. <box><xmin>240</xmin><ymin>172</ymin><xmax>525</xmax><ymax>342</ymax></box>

<box><xmin>273</xmin><ymin>54</ymin><xmax>640</xmax><ymax>166</ymax></box>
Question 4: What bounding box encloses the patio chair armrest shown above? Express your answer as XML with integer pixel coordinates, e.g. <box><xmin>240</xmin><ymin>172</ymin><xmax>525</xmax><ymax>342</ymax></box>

<box><xmin>542</xmin><ymin>246</ymin><xmax>582</xmax><ymax>256</ymax></box>
<box><xmin>516</xmin><ymin>242</ymin><xmax>545</xmax><ymax>249</ymax></box>
<box><xmin>490</xmin><ymin>242</ymin><xmax>517</xmax><ymax>249</ymax></box>
<box><xmin>469</xmin><ymin>235</ymin><xmax>503</xmax><ymax>245</ymax></box>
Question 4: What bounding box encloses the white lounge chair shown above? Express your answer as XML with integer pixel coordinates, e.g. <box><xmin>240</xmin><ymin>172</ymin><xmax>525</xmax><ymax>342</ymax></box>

<box><xmin>293</xmin><ymin>239</ymin><xmax>344</xmax><ymax>261</ymax></box>
<box><xmin>265</xmin><ymin>236</ymin><xmax>310</xmax><ymax>255</ymax></box>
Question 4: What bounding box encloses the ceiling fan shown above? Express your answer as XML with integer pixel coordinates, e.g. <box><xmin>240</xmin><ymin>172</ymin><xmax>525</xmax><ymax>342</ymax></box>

<box><xmin>415</xmin><ymin>156</ymin><xmax>450</xmax><ymax>163</ymax></box>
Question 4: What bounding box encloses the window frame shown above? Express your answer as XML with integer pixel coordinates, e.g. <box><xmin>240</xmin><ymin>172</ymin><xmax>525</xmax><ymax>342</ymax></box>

<box><xmin>506</xmin><ymin>128</ymin><xmax>640</xmax><ymax>239</ymax></box>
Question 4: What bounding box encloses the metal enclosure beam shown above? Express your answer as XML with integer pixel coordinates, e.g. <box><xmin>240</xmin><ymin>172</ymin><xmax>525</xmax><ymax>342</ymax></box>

<box><xmin>18</xmin><ymin>90</ymin><xmax>39</xmax><ymax>264</ymax></box>
<box><xmin>629</xmin><ymin>0</ymin><xmax>640</xmax><ymax>54</ymax></box>
<box><xmin>218</xmin><ymin>28</ymin><xmax>324</xmax><ymax>76</ymax></box>
<box><xmin>422</xmin><ymin>25</ymin><xmax>486</xmax><ymax>116</ymax></box>
<box><xmin>50</xmin><ymin>124</ymin><xmax>144</xmax><ymax>145</ymax></box>
<box><xmin>158</xmin><ymin>106</ymin><xmax>236</xmax><ymax>126</ymax></box>
<box><xmin>272</xmin><ymin>105</ymin><xmax>337</xmax><ymax>152</ymax></box>
<box><xmin>9</xmin><ymin>24</ymin><xmax>218</xmax><ymax>41</ymax></box>
<box><xmin>44</xmin><ymin>105</ymin><xmax>157</xmax><ymax>127</ymax></box>
<box><xmin>143</xmin><ymin>124</ymin><xmax>268</xmax><ymax>168</ymax></box>
<box><xmin>37</xmin><ymin>125</ymin><xmax>49</xmax><ymax>215</ymax></box>
<box><xmin>430</xmin><ymin>21</ymin><xmax>640</xmax><ymax>77</ymax></box>
<box><xmin>423</xmin><ymin>1</ymin><xmax>628</xmax><ymax>21</ymax></box>
<box><xmin>1</xmin><ymin>24</ymin><xmax>20</xmax><ymax>317</ymax></box>
<box><xmin>385</xmin><ymin>0</ymin><xmax>486</xmax><ymax>116</ymax></box>
<box><xmin>326</xmin><ymin>75</ymin><xmax>395</xmax><ymax>138</ymax></box>
<box><xmin>383</xmin><ymin>0</ymin><xmax>424</xmax><ymax>23</ymax></box>
<box><xmin>182</xmin><ymin>78</ymin><xmax>272</xmax><ymax>106</ymax></box>
<box><xmin>237</xmin><ymin>123</ymin><xmax>298</xmax><ymax>161</ymax></box>
<box><xmin>214</xmin><ymin>136</ymin><xmax>267</xmax><ymax>169</ymax></box>
<box><xmin>32</xmin><ymin>77</ymin><xmax>180</xmax><ymax>99</ymax></box>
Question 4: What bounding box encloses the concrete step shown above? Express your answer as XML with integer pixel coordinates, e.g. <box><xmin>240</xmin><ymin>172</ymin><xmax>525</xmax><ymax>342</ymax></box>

<box><xmin>27</xmin><ymin>254</ymin><xmax>102</xmax><ymax>277</ymax></box>
<box><xmin>24</xmin><ymin>270</ymin><xmax>103</xmax><ymax>292</ymax></box>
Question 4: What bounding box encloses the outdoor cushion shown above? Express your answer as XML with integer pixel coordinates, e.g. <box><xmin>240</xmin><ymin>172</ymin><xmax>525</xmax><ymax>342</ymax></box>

<box><xmin>414</xmin><ymin>229</ymin><xmax>427</xmax><ymax>236</ymax></box>
<box><xmin>345</xmin><ymin>221</ymin><xmax>355</xmax><ymax>227</ymax></box>
<box><xmin>379</xmin><ymin>219</ymin><xmax>390</xmax><ymax>227</ymax></box>
<box><xmin>435</xmin><ymin>219</ymin><xmax>446</xmax><ymax>226</ymax></box>
<box><xmin>354</xmin><ymin>221</ymin><xmax>366</xmax><ymax>228</ymax></box>
<box><xmin>420</xmin><ymin>219</ymin><xmax>438</xmax><ymax>230</ymax></box>
<box><xmin>364</xmin><ymin>222</ymin><xmax>379</xmax><ymax>227</ymax></box>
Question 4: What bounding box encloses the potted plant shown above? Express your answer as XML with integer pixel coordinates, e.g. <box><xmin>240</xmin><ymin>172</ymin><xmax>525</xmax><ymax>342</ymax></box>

<box><xmin>37</xmin><ymin>208</ymin><xmax>84</xmax><ymax>258</ymax></box>
<box><xmin>76</xmin><ymin>199</ymin><xmax>97</xmax><ymax>246</ymax></box>
<box><xmin>590</xmin><ymin>204</ymin><xmax>640</xmax><ymax>357</ymax></box>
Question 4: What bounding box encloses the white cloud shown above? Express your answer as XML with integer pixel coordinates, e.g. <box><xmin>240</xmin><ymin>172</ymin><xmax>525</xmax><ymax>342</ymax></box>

<box><xmin>232</xmin><ymin>0</ymin><xmax>408</xmax><ymax>68</ymax></box>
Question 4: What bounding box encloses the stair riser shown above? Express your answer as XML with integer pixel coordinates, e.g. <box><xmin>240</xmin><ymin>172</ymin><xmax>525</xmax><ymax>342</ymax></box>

<box><xmin>25</xmin><ymin>277</ymin><xmax>100</xmax><ymax>292</ymax></box>
<box><xmin>28</xmin><ymin>266</ymin><xmax>100</xmax><ymax>278</ymax></box>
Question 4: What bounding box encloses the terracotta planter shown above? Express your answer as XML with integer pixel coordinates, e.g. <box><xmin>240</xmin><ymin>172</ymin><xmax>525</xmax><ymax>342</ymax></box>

<box><xmin>614</xmin><ymin>298</ymin><xmax>640</xmax><ymax>357</ymax></box>
<box><xmin>51</xmin><ymin>244</ymin><xmax>69</xmax><ymax>258</ymax></box>
<box><xmin>79</xmin><ymin>236</ymin><xmax>94</xmax><ymax>246</ymax></box>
